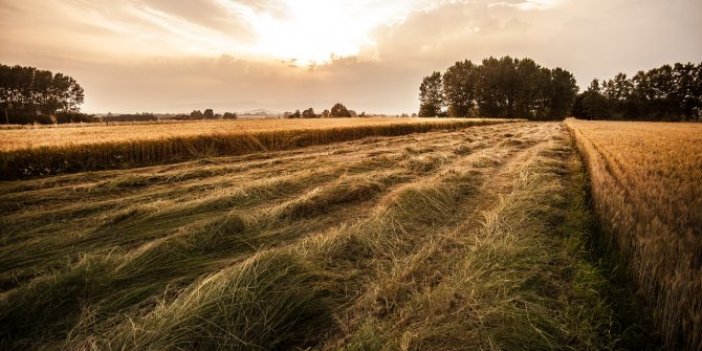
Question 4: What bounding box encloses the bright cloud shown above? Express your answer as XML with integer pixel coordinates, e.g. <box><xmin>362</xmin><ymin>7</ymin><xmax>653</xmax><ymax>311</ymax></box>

<box><xmin>0</xmin><ymin>0</ymin><xmax>700</xmax><ymax>114</ymax></box>
<box><xmin>0</xmin><ymin>0</ymin><xmax>431</xmax><ymax>66</ymax></box>
<box><xmin>217</xmin><ymin>0</ymin><xmax>422</xmax><ymax>65</ymax></box>
<box><xmin>0</xmin><ymin>0</ymin><xmax>567</xmax><ymax>65</ymax></box>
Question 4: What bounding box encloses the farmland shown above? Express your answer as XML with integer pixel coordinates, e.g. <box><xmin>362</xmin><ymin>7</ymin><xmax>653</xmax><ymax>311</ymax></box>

<box><xmin>0</xmin><ymin>118</ymin><xmax>510</xmax><ymax>178</ymax></box>
<box><xmin>0</xmin><ymin>118</ymin><xmax>501</xmax><ymax>151</ymax></box>
<box><xmin>0</xmin><ymin>121</ymin><xmax>646</xmax><ymax>350</ymax></box>
<box><xmin>567</xmin><ymin>120</ymin><xmax>702</xmax><ymax>350</ymax></box>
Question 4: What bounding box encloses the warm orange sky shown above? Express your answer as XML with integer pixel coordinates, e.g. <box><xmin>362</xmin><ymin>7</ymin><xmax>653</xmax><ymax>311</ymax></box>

<box><xmin>1</xmin><ymin>0</ymin><xmax>701</xmax><ymax>114</ymax></box>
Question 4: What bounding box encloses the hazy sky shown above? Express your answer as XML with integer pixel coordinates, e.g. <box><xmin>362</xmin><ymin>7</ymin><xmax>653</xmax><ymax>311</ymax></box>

<box><xmin>1</xmin><ymin>0</ymin><xmax>701</xmax><ymax>114</ymax></box>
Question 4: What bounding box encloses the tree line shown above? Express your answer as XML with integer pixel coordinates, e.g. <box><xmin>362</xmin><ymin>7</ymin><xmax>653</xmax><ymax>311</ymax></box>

<box><xmin>419</xmin><ymin>56</ymin><xmax>579</xmax><ymax>120</ymax></box>
<box><xmin>284</xmin><ymin>103</ymin><xmax>363</xmax><ymax>118</ymax></box>
<box><xmin>175</xmin><ymin>109</ymin><xmax>237</xmax><ymax>120</ymax></box>
<box><xmin>572</xmin><ymin>62</ymin><xmax>702</xmax><ymax>121</ymax></box>
<box><xmin>102</xmin><ymin>110</ymin><xmax>238</xmax><ymax>122</ymax></box>
<box><xmin>6</xmin><ymin>60</ymin><xmax>700</xmax><ymax>124</ymax></box>
<box><xmin>0</xmin><ymin>63</ymin><xmax>93</xmax><ymax>124</ymax></box>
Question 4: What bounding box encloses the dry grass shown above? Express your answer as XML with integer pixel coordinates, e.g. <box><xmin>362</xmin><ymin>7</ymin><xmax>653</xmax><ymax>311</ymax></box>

<box><xmin>0</xmin><ymin>118</ymin><xmax>512</xmax><ymax>178</ymax></box>
<box><xmin>566</xmin><ymin>119</ymin><xmax>702</xmax><ymax>350</ymax></box>
<box><xmin>0</xmin><ymin>121</ymin><xmax>643</xmax><ymax>350</ymax></box>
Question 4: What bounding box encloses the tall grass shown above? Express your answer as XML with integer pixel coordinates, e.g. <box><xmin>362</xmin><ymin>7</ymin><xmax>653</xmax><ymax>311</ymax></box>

<box><xmin>0</xmin><ymin>122</ymin><xmax>643</xmax><ymax>350</ymax></box>
<box><xmin>100</xmin><ymin>250</ymin><xmax>334</xmax><ymax>351</ymax></box>
<box><xmin>317</xmin><ymin>132</ymin><xmax>626</xmax><ymax>350</ymax></box>
<box><xmin>566</xmin><ymin>119</ymin><xmax>702</xmax><ymax>350</ymax></box>
<box><xmin>0</xmin><ymin>119</ymin><xmax>510</xmax><ymax>179</ymax></box>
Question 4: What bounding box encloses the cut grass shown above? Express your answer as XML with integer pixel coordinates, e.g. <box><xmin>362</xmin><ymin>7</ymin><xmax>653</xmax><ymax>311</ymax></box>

<box><xmin>99</xmin><ymin>250</ymin><xmax>334</xmax><ymax>351</ymax></box>
<box><xmin>322</xmin><ymin>134</ymin><xmax>625</xmax><ymax>350</ymax></box>
<box><xmin>0</xmin><ymin>122</ymin><xmax>658</xmax><ymax>350</ymax></box>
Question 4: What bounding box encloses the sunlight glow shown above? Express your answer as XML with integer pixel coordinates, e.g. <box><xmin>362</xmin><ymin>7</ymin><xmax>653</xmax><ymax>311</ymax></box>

<box><xmin>254</xmin><ymin>1</ymin><xmax>368</xmax><ymax>66</ymax></box>
<box><xmin>489</xmin><ymin>0</ymin><xmax>562</xmax><ymax>10</ymax></box>
<box><xmin>215</xmin><ymin>0</ymin><xmax>418</xmax><ymax>66</ymax></box>
<box><xmin>12</xmin><ymin>0</ymin><xmax>565</xmax><ymax>67</ymax></box>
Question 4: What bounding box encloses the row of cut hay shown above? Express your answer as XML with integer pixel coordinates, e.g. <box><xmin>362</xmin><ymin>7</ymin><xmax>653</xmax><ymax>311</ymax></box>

<box><xmin>0</xmin><ymin>156</ymin><xmax>420</xmax><ymax>348</ymax></box>
<box><xmin>61</xmin><ymin>130</ymin><xmax>498</xmax><ymax>350</ymax></box>
<box><xmin>0</xmin><ymin>120</ymin><xmax>510</xmax><ymax>179</ymax></box>
<box><xmin>565</xmin><ymin>119</ymin><xmax>702</xmax><ymax>350</ymax></box>
<box><xmin>86</xmin><ymin>250</ymin><xmax>334</xmax><ymax>351</ymax></box>
<box><xmin>329</xmin><ymin>133</ymin><xmax>622</xmax><ymax>350</ymax></box>
<box><xmin>6</xmin><ymin>122</ymin><xmax>618</xmax><ymax>350</ymax></box>
<box><xmin>35</xmin><ymin>170</ymin><xmax>463</xmax><ymax>350</ymax></box>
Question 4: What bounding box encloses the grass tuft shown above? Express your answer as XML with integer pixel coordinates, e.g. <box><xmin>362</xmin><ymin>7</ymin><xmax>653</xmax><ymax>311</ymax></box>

<box><xmin>101</xmin><ymin>250</ymin><xmax>334</xmax><ymax>350</ymax></box>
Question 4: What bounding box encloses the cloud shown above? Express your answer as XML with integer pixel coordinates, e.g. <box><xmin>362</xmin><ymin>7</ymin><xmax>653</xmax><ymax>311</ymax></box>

<box><xmin>488</xmin><ymin>0</ymin><xmax>563</xmax><ymax>10</ymax></box>
<box><xmin>1</xmin><ymin>0</ymin><xmax>430</xmax><ymax>65</ymax></box>
<box><xmin>1</xmin><ymin>0</ymin><xmax>700</xmax><ymax>114</ymax></box>
<box><xmin>371</xmin><ymin>0</ymin><xmax>702</xmax><ymax>86</ymax></box>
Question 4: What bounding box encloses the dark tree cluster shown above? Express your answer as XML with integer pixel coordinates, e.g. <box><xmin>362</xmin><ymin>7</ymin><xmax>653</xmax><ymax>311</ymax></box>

<box><xmin>284</xmin><ymin>103</ymin><xmax>359</xmax><ymax>118</ymax></box>
<box><xmin>572</xmin><ymin>62</ymin><xmax>702</xmax><ymax>121</ymax></box>
<box><xmin>102</xmin><ymin>113</ymin><xmax>158</xmax><ymax>122</ymax></box>
<box><xmin>169</xmin><ymin>109</ymin><xmax>237</xmax><ymax>120</ymax></box>
<box><xmin>0</xmin><ymin>63</ymin><xmax>93</xmax><ymax>124</ymax></box>
<box><xmin>419</xmin><ymin>56</ymin><xmax>579</xmax><ymax>120</ymax></box>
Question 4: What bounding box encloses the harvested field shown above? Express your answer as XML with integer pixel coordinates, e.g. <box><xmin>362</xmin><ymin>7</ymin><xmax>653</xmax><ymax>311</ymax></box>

<box><xmin>566</xmin><ymin>119</ymin><xmax>702</xmax><ymax>350</ymax></box>
<box><xmin>0</xmin><ymin>122</ymin><xmax>640</xmax><ymax>350</ymax></box>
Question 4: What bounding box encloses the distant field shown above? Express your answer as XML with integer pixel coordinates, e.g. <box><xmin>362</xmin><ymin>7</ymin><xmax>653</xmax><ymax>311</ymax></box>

<box><xmin>0</xmin><ymin>118</ymin><xmax>512</xmax><ymax>178</ymax></box>
<box><xmin>567</xmin><ymin>119</ymin><xmax>702</xmax><ymax>350</ymax></box>
<box><xmin>0</xmin><ymin>122</ymin><xmax>633</xmax><ymax>350</ymax></box>
<box><xmin>0</xmin><ymin>118</ymin><xmax>496</xmax><ymax>151</ymax></box>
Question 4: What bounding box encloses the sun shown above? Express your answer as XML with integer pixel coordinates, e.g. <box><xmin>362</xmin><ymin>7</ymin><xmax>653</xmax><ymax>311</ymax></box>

<box><xmin>238</xmin><ymin>0</ymin><xmax>413</xmax><ymax>66</ymax></box>
<box><xmin>188</xmin><ymin>0</ymin><xmax>419</xmax><ymax>66</ymax></box>
<box><xmin>253</xmin><ymin>1</ymin><xmax>360</xmax><ymax>65</ymax></box>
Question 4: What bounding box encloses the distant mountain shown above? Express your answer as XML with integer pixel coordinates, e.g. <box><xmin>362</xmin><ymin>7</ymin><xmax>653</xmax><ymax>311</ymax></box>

<box><xmin>239</xmin><ymin>108</ymin><xmax>281</xmax><ymax>116</ymax></box>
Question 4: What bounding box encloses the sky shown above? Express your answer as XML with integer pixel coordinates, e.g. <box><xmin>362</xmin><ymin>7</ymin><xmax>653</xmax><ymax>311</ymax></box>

<box><xmin>1</xmin><ymin>0</ymin><xmax>701</xmax><ymax>114</ymax></box>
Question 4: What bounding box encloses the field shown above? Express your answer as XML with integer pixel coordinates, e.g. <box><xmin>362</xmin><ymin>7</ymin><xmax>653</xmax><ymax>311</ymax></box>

<box><xmin>0</xmin><ymin>121</ymin><xmax>645</xmax><ymax>350</ymax></box>
<box><xmin>0</xmin><ymin>118</ymin><xmax>510</xmax><ymax>178</ymax></box>
<box><xmin>0</xmin><ymin>118</ymin><xmax>497</xmax><ymax>151</ymax></box>
<box><xmin>566</xmin><ymin>120</ymin><xmax>702</xmax><ymax>350</ymax></box>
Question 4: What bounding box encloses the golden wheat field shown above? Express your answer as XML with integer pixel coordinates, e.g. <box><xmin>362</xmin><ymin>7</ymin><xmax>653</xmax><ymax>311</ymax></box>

<box><xmin>1</xmin><ymin>122</ymin><xmax>643</xmax><ymax>350</ymax></box>
<box><xmin>0</xmin><ymin>118</ymin><xmax>510</xmax><ymax>178</ymax></box>
<box><xmin>566</xmin><ymin>119</ymin><xmax>702</xmax><ymax>350</ymax></box>
<box><xmin>0</xmin><ymin>118</ymin><xmax>494</xmax><ymax>151</ymax></box>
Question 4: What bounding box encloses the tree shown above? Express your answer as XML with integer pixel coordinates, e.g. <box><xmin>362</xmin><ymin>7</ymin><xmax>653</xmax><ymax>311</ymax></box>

<box><xmin>672</xmin><ymin>63</ymin><xmax>699</xmax><ymax>120</ymax></box>
<box><xmin>66</xmin><ymin>77</ymin><xmax>84</xmax><ymax>113</ymax></box>
<box><xmin>222</xmin><ymin>112</ymin><xmax>237</xmax><ymax>119</ymax></box>
<box><xmin>476</xmin><ymin>56</ymin><xmax>518</xmax><ymax>118</ymax></box>
<box><xmin>0</xmin><ymin>66</ymin><xmax>10</xmax><ymax>124</ymax></box>
<box><xmin>330</xmin><ymin>103</ymin><xmax>351</xmax><ymax>117</ymax></box>
<box><xmin>190</xmin><ymin>110</ymin><xmax>203</xmax><ymax>119</ymax></box>
<box><xmin>302</xmin><ymin>107</ymin><xmax>315</xmax><ymax>118</ymax></box>
<box><xmin>0</xmin><ymin>63</ymin><xmax>88</xmax><ymax>124</ymax></box>
<box><xmin>573</xmin><ymin>79</ymin><xmax>610</xmax><ymax>120</ymax></box>
<box><xmin>512</xmin><ymin>58</ymin><xmax>549</xmax><ymax>119</ymax></box>
<box><xmin>418</xmin><ymin>71</ymin><xmax>443</xmax><ymax>117</ymax></box>
<box><xmin>576</xmin><ymin>62</ymin><xmax>702</xmax><ymax>121</ymax></box>
<box><xmin>203</xmin><ymin>109</ymin><xmax>215</xmax><ymax>119</ymax></box>
<box><xmin>322</xmin><ymin>109</ymin><xmax>330</xmax><ymax>118</ymax></box>
<box><xmin>547</xmin><ymin>68</ymin><xmax>579</xmax><ymax>119</ymax></box>
<box><xmin>443</xmin><ymin>60</ymin><xmax>478</xmax><ymax>117</ymax></box>
<box><xmin>420</xmin><ymin>56</ymin><xmax>579</xmax><ymax>120</ymax></box>
<box><xmin>649</xmin><ymin>65</ymin><xmax>677</xmax><ymax>119</ymax></box>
